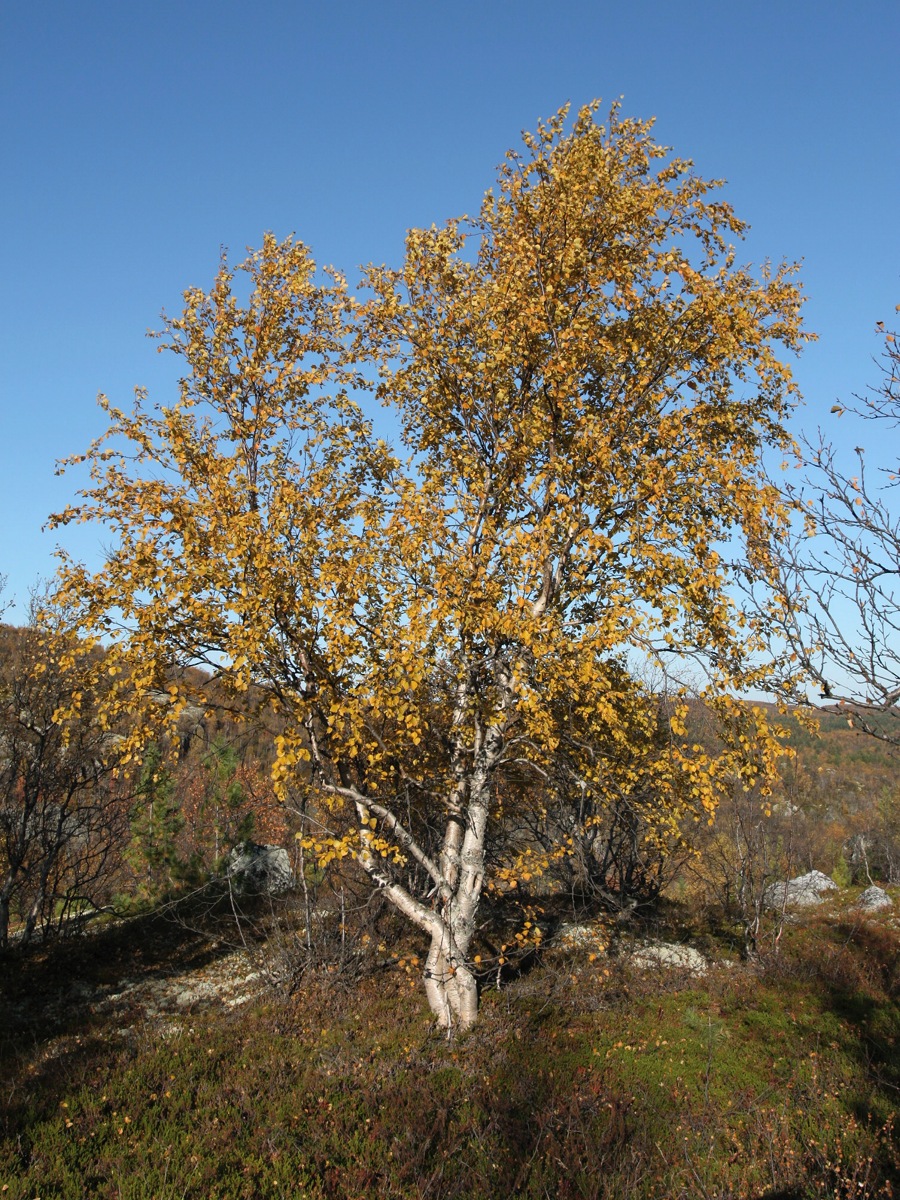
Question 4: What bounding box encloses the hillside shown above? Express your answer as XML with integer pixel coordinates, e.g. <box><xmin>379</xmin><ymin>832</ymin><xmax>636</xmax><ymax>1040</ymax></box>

<box><xmin>1</xmin><ymin>884</ymin><xmax>898</xmax><ymax>1199</ymax></box>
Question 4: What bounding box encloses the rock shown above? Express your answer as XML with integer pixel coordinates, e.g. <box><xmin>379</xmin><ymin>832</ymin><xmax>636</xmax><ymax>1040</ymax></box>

<box><xmin>556</xmin><ymin>922</ymin><xmax>607</xmax><ymax>951</ymax></box>
<box><xmin>629</xmin><ymin>941</ymin><xmax>707</xmax><ymax>974</ymax></box>
<box><xmin>764</xmin><ymin>869</ymin><xmax>838</xmax><ymax>910</ymax></box>
<box><xmin>854</xmin><ymin>885</ymin><xmax>893</xmax><ymax>913</ymax></box>
<box><xmin>226</xmin><ymin>842</ymin><xmax>294</xmax><ymax>895</ymax></box>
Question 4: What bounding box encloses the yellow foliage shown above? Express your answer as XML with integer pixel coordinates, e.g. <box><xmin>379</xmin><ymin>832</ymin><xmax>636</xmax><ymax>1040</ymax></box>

<box><xmin>49</xmin><ymin>104</ymin><xmax>808</xmax><ymax>1026</ymax></box>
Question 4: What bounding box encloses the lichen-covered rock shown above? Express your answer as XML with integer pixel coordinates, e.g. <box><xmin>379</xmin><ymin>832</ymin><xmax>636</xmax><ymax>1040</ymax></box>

<box><xmin>629</xmin><ymin>941</ymin><xmax>707</xmax><ymax>974</ymax></box>
<box><xmin>226</xmin><ymin>842</ymin><xmax>293</xmax><ymax>895</ymax></box>
<box><xmin>764</xmin><ymin>869</ymin><xmax>838</xmax><ymax>909</ymax></box>
<box><xmin>854</xmin><ymin>885</ymin><xmax>893</xmax><ymax>913</ymax></box>
<box><xmin>555</xmin><ymin>922</ymin><xmax>608</xmax><ymax>951</ymax></box>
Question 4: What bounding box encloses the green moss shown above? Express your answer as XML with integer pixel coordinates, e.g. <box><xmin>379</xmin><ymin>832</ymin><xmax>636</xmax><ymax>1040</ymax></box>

<box><xmin>2</xmin><ymin>919</ymin><xmax>899</xmax><ymax>1199</ymax></box>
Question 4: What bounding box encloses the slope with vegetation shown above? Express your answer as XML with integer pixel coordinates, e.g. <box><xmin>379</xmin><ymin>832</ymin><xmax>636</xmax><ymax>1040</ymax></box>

<box><xmin>1</xmin><ymin>880</ymin><xmax>898</xmax><ymax>1199</ymax></box>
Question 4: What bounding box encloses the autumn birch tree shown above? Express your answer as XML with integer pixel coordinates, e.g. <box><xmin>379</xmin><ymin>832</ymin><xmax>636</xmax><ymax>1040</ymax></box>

<box><xmin>52</xmin><ymin>104</ymin><xmax>806</xmax><ymax>1028</ymax></box>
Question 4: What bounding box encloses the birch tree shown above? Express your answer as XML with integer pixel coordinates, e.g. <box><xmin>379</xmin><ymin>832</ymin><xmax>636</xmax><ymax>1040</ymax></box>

<box><xmin>0</xmin><ymin>618</ymin><xmax>129</xmax><ymax>947</ymax></box>
<box><xmin>51</xmin><ymin>104</ymin><xmax>807</xmax><ymax>1027</ymax></box>
<box><xmin>773</xmin><ymin>311</ymin><xmax>900</xmax><ymax>742</ymax></box>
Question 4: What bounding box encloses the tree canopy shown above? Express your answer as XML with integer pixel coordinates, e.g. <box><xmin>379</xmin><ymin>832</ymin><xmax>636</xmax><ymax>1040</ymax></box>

<box><xmin>51</xmin><ymin>104</ymin><xmax>808</xmax><ymax>1027</ymax></box>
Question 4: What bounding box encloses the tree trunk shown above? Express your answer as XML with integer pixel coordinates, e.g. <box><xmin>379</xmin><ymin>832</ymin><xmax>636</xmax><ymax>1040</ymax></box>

<box><xmin>21</xmin><ymin>851</ymin><xmax>55</xmax><ymax>947</ymax></box>
<box><xmin>423</xmin><ymin>921</ymin><xmax>479</xmax><ymax>1031</ymax></box>
<box><xmin>0</xmin><ymin>864</ymin><xmax>22</xmax><ymax>949</ymax></box>
<box><xmin>318</xmin><ymin>671</ymin><xmax>508</xmax><ymax>1032</ymax></box>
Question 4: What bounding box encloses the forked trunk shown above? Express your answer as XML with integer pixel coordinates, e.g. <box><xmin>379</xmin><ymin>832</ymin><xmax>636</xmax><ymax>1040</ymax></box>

<box><xmin>343</xmin><ymin>679</ymin><xmax>506</xmax><ymax>1032</ymax></box>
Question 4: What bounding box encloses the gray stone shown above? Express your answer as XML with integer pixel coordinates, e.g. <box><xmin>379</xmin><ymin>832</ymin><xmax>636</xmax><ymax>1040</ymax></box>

<box><xmin>556</xmin><ymin>922</ymin><xmax>607</xmax><ymax>951</ymax></box>
<box><xmin>226</xmin><ymin>841</ymin><xmax>293</xmax><ymax>895</ymax></box>
<box><xmin>629</xmin><ymin>941</ymin><xmax>707</xmax><ymax>974</ymax></box>
<box><xmin>854</xmin><ymin>885</ymin><xmax>893</xmax><ymax>913</ymax></box>
<box><xmin>764</xmin><ymin>869</ymin><xmax>838</xmax><ymax>910</ymax></box>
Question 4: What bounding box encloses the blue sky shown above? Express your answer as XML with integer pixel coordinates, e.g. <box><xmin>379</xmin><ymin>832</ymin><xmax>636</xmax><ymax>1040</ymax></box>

<box><xmin>2</xmin><ymin>0</ymin><xmax>899</xmax><ymax>622</ymax></box>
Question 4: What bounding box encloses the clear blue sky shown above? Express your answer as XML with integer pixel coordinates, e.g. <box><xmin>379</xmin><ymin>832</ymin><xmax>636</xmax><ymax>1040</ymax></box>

<box><xmin>2</xmin><ymin>0</ymin><xmax>898</xmax><ymax>623</ymax></box>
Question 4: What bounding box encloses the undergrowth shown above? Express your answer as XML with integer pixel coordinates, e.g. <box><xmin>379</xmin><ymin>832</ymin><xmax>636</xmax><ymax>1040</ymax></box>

<box><xmin>1</xmin><ymin>907</ymin><xmax>898</xmax><ymax>1199</ymax></box>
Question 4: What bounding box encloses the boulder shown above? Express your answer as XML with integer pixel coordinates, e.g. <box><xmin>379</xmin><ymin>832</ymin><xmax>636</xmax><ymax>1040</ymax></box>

<box><xmin>764</xmin><ymin>869</ymin><xmax>838</xmax><ymax>910</ymax></box>
<box><xmin>226</xmin><ymin>842</ymin><xmax>293</xmax><ymax>895</ymax></box>
<box><xmin>629</xmin><ymin>941</ymin><xmax>707</xmax><ymax>974</ymax></box>
<box><xmin>555</xmin><ymin>923</ymin><xmax>608</xmax><ymax>952</ymax></box>
<box><xmin>854</xmin><ymin>885</ymin><xmax>893</xmax><ymax>913</ymax></box>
